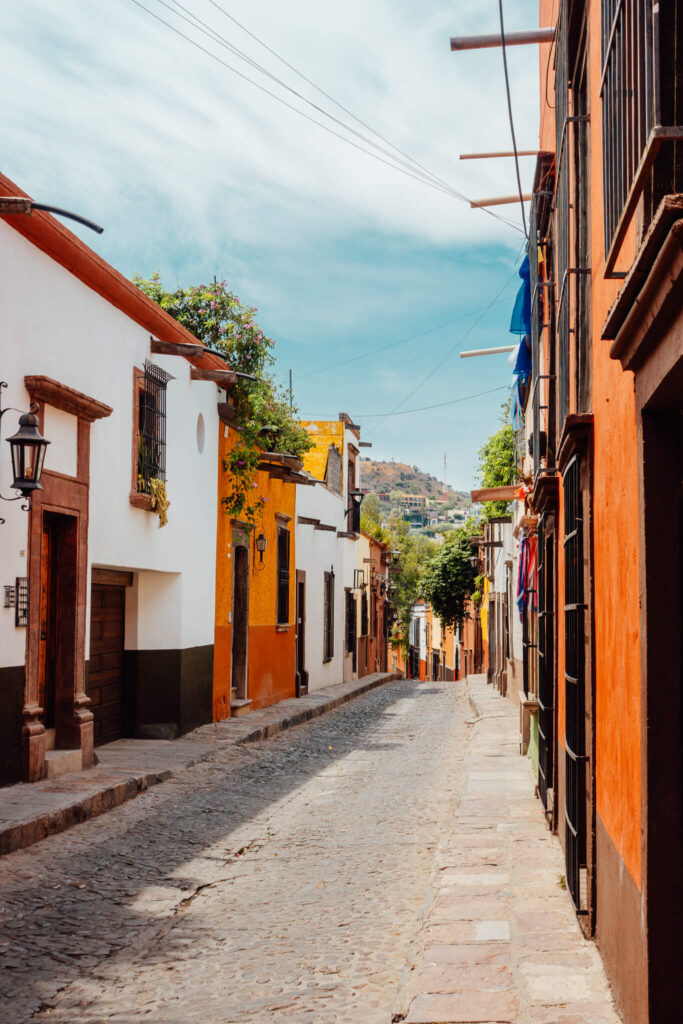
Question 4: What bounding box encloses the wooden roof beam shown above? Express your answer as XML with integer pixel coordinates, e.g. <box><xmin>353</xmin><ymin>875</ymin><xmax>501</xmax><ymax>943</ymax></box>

<box><xmin>460</xmin><ymin>151</ymin><xmax>538</xmax><ymax>160</ymax></box>
<box><xmin>450</xmin><ymin>28</ymin><xmax>555</xmax><ymax>51</ymax></box>
<box><xmin>151</xmin><ymin>337</ymin><xmax>205</xmax><ymax>359</ymax></box>
<box><xmin>190</xmin><ymin>366</ymin><xmax>237</xmax><ymax>385</ymax></box>
<box><xmin>470</xmin><ymin>485</ymin><xmax>518</xmax><ymax>503</ymax></box>
<box><xmin>470</xmin><ymin>194</ymin><xmax>532</xmax><ymax>208</ymax></box>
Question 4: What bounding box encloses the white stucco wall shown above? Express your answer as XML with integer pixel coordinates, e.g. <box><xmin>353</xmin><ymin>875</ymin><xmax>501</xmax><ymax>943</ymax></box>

<box><xmin>0</xmin><ymin>220</ymin><xmax>219</xmax><ymax>669</ymax></box>
<box><xmin>295</xmin><ymin>479</ymin><xmax>355</xmax><ymax>691</ymax></box>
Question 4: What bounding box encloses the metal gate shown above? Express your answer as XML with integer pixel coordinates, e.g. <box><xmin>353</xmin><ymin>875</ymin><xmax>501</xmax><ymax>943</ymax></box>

<box><xmin>537</xmin><ymin>511</ymin><xmax>555</xmax><ymax>823</ymax></box>
<box><xmin>563</xmin><ymin>454</ymin><xmax>588</xmax><ymax>915</ymax></box>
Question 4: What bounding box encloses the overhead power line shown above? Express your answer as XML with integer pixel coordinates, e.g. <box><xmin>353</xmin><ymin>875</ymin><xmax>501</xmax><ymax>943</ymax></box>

<box><xmin>365</xmin><ymin>262</ymin><xmax>521</xmax><ymax>439</ymax></box>
<box><xmin>297</xmin><ymin>292</ymin><xmax>516</xmax><ymax>380</ymax></box>
<box><xmin>347</xmin><ymin>384</ymin><xmax>508</xmax><ymax>419</ymax></box>
<box><xmin>126</xmin><ymin>0</ymin><xmax>524</xmax><ymax>231</ymax></box>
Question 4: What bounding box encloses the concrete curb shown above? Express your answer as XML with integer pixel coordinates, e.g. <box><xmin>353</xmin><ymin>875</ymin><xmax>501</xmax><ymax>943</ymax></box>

<box><xmin>0</xmin><ymin>671</ymin><xmax>402</xmax><ymax>858</ymax></box>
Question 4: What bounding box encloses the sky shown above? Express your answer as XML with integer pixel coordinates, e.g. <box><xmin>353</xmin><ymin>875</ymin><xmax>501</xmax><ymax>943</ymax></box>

<box><xmin>2</xmin><ymin>0</ymin><xmax>540</xmax><ymax>491</ymax></box>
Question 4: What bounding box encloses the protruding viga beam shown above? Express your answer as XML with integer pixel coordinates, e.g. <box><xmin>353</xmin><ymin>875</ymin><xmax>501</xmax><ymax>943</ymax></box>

<box><xmin>460</xmin><ymin>151</ymin><xmax>538</xmax><ymax>160</ymax></box>
<box><xmin>470</xmin><ymin>194</ymin><xmax>532</xmax><ymax>208</ymax></box>
<box><xmin>460</xmin><ymin>346</ymin><xmax>516</xmax><ymax>358</ymax></box>
<box><xmin>450</xmin><ymin>28</ymin><xmax>555</xmax><ymax>51</ymax></box>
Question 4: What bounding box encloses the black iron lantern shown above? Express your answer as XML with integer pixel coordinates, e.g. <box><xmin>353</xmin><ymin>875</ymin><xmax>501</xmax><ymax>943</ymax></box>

<box><xmin>7</xmin><ymin>412</ymin><xmax>50</xmax><ymax>498</ymax></box>
<box><xmin>255</xmin><ymin>532</ymin><xmax>267</xmax><ymax>564</ymax></box>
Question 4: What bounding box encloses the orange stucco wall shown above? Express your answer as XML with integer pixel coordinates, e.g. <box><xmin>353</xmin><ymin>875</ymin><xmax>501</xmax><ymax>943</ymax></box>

<box><xmin>300</xmin><ymin>420</ymin><xmax>345</xmax><ymax>481</ymax></box>
<box><xmin>539</xmin><ymin>0</ymin><xmax>642</xmax><ymax>888</ymax></box>
<box><xmin>586</xmin><ymin>0</ymin><xmax>641</xmax><ymax>886</ymax></box>
<box><xmin>213</xmin><ymin>424</ymin><xmax>296</xmax><ymax>719</ymax></box>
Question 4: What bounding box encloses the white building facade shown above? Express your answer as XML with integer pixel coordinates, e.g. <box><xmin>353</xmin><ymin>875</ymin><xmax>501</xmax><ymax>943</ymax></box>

<box><xmin>0</xmin><ymin>180</ymin><xmax>228</xmax><ymax>785</ymax></box>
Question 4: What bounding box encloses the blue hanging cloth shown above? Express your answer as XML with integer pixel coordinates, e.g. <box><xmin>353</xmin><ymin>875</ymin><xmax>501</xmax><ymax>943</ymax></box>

<box><xmin>510</xmin><ymin>378</ymin><xmax>524</xmax><ymax>429</ymax></box>
<box><xmin>512</xmin><ymin>334</ymin><xmax>532</xmax><ymax>383</ymax></box>
<box><xmin>509</xmin><ymin>254</ymin><xmax>531</xmax><ymax>336</ymax></box>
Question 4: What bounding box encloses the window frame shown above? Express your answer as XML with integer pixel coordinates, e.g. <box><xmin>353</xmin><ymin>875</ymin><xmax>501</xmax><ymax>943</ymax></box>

<box><xmin>276</xmin><ymin>524</ymin><xmax>291</xmax><ymax>626</ymax></box>
<box><xmin>323</xmin><ymin>570</ymin><xmax>334</xmax><ymax>661</ymax></box>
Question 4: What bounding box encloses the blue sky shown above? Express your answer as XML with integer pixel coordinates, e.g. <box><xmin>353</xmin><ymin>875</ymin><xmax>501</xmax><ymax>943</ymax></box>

<box><xmin>2</xmin><ymin>0</ymin><xmax>540</xmax><ymax>490</ymax></box>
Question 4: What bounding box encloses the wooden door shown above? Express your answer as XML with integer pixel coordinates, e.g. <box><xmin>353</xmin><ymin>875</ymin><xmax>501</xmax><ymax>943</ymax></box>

<box><xmin>231</xmin><ymin>546</ymin><xmax>249</xmax><ymax>701</ymax></box>
<box><xmin>295</xmin><ymin>572</ymin><xmax>308</xmax><ymax>697</ymax></box>
<box><xmin>38</xmin><ymin>520</ymin><xmax>56</xmax><ymax>727</ymax></box>
<box><xmin>89</xmin><ymin>585</ymin><xmax>125</xmax><ymax>744</ymax></box>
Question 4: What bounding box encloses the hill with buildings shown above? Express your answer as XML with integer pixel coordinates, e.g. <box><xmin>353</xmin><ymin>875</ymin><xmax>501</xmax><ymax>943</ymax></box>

<box><xmin>360</xmin><ymin>459</ymin><xmax>469</xmax><ymax>507</ymax></box>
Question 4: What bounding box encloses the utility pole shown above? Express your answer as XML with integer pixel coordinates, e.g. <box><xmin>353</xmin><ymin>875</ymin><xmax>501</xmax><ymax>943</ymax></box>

<box><xmin>289</xmin><ymin>369</ymin><xmax>293</xmax><ymax>411</ymax></box>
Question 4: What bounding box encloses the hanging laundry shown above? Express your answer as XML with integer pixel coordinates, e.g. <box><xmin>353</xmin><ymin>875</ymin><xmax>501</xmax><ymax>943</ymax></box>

<box><xmin>510</xmin><ymin>378</ymin><xmax>524</xmax><ymax>430</ymax></box>
<box><xmin>512</xmin><ymin>334</ymin><xmax>532</xmax><ymax>383</ymax></box>
<box><xmin>509</xmin><ymin>253</ymin><xmax>531</xmax><ymax>336</ymax></box>
<box><xmin>517</xmin><ymin>535</ymin><xmax>528</xmax><ymax>621</ymax></box>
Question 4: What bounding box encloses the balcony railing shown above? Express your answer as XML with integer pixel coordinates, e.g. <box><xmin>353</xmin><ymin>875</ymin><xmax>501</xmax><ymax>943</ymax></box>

<box><xmin>601</xmin><ymin>0</ymin><xmax>683</xmax><ymax>275</ymax></box>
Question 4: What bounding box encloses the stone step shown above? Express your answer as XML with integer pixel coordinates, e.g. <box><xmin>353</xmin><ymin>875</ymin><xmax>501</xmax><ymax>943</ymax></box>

<box><xmin>230</xmin><ymin>698</ymin><xmax>253</xmax><ymax>717</ymax></box>
<box><xmin>44</xmin><ymin>748</ymin><xmax>83</xmax><ymax>779</ymax></box>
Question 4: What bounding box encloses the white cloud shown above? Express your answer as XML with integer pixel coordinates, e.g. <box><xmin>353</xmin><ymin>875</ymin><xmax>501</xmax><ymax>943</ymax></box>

<box><xmin>1</xmin><ymin>0</ymin><xmax>539</xmax><ymax>253</ymax></box>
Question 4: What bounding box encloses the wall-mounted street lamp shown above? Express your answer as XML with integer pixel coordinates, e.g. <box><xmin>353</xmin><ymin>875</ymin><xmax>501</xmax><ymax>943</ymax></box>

<box><xmin>255</xmin><ymin>532</ymin><xmax>267</xmax><ymax>565</ymax></box>
<box><xmin>347</xmin><ymin>489</ymin><xmax>365</xmax><ymax>533</ymax></box>
<box><xmin>0</xmin><ymin>383</ymin><xmax>50</xmax><ymax>525</ymax></box>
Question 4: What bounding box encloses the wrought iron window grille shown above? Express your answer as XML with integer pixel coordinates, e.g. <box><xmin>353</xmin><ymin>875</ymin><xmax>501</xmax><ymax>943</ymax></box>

<box><xmin>600</xmin><ymin>0</ymin><xmax>683</xmax><ymax>275</ymax></box>
<box><xmin>137</xmin><ymin>360</ymin><xmax>174</xmax><ymax>494</ymax></box>
<box><xmin>15</xmin><ymin>576</ymin><xmax>29</xmax><ymax>628</ymax></box>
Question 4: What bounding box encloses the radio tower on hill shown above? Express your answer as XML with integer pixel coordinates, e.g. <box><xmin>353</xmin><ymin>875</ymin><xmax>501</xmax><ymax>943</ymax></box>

<box><xmin>443</xmin><ymin>451</ymin><xmax>448</xmax><ymax>497</ymax></box>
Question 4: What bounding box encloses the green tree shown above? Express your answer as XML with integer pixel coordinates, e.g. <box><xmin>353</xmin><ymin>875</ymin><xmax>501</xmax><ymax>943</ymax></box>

<box><xmin>420</xmin><ymin>528</ymin><xmax>475</xmax><ymax>630</ymax></box>
<box><xmin>133</xmin><ymin>273</ymin><xmax>312</xmax><ymax>524</ymax></box>
<box><xmin>387</xmin><ymin>518</ymin><xmax>435</xmax><ymax>653</ymax></box>
<box><xmin>477</xmin><ymin>420</ymin><xmax>516</xmax><ymax>520</ymax></box>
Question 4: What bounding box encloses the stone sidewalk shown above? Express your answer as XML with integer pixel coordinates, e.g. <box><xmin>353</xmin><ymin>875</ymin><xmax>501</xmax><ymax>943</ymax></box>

<box><xmin>0</xmin><ymin>671</ymin><xmax>399</xmax><ymax>857</ymax></box>
<box><xmin>396</xmin><ymin>675</ymin><xmax>622</xmax><ymax>1024</ymax></box>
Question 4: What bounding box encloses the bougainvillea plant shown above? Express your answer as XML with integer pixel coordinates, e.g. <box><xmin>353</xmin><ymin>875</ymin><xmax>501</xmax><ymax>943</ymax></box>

<box><xmin>133</xmin><ymin>273</ymin><xmax>312</xmax><ymax>524</ymax></box>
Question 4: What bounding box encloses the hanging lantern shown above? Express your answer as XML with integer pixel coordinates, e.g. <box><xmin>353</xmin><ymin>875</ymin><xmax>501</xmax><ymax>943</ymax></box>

<box><xmin>255</xmin><ymin>532</ymin><xmax>267</xmax><ymax>563</ymax></box>
<box><xmin>7</xmin><ymin>412</ymin><xmax>50</xmax><ymax>498</ymax></box>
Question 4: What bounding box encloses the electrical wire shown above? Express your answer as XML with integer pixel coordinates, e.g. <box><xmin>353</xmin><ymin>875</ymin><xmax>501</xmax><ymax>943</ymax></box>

<box><xmin>203</xmin><ymin>0</ymin><xmax>509</xmax><ymax>221</ymax></box>
<box><xmin>297</xmin><ymin>292</ymin><xmax>516</xmax><ymax>381</ymax></box>
<box><xmin>163</xmin><ymin>0</ymin><xmax>462</xmax><ymax>194</ymax></box>
<box><xmin>331</xmin><ymin>385</ymin><xmax>509</xmax><ymax>419</ymax></box>
<box><xmin>498</xmin><ymin>0</ymin><xmax>528</xmax><ymax>237</ymax></box>
<box><xmin>364</xmin><ymin>263</ymin><xmax>522</xmax><ymax>439</ymax></box>
<box><xmin>126</xmin><ymin>0</ymin><xmax>524</xmax><ymax>231</ymax></box>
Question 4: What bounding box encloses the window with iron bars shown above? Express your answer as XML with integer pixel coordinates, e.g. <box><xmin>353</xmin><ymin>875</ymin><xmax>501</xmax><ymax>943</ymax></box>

<box><xmin>323</xmin><ymin>570</ymin><xmax>334</xmax><ymax>660</ymax></box>
<box><xmin>563</xmin><ymin>454</ymin><xmax>589</xmax><ymax>916</ymax></box>
<box><xmin>537</xmin><ymin>511</ymin><xmax>556</xmax><ymax>825</ymax></box>
<box><xmin>136</xmin><ymin>360</ymin><xmax>174</xmax><ymax>494</ymax></box>
<box><xmin>600</xmin><ymin>0</ymin><xmax>683</xmax><ymax>273</ymax></box>
<box><xmin>529</xmin><ymin>162</ymin><xmax>556</xmax><ymax>482</ymax></box>
<box><xmin>276</xmin><ymin>525</ymin><xmax>290</xmax><ymax>625</ymax></box>
<box><xmin>360</xmin><ymin>590</ymin><xmax>369</xmax><ymax>637</ymax></box>
<box><xmin>555</xmin><ymin>3</ymin><xmax>591</xmax><ymax>429</ymax></box>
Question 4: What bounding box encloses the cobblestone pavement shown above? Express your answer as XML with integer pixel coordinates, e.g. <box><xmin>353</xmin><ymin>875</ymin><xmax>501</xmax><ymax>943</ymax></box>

<box><xmin>0</xmin><ymin>678</ymin><xmax>468</xmax><ymax>1023</ymax></box>
<box><xmin>397</xmin><ymin>677</ymin><xmax>623</xmax><ymax>1024</ymax></box>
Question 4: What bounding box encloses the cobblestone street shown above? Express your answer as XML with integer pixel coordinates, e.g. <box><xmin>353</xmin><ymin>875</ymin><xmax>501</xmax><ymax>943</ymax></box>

<box><xmin>0</xmin><ymin>678</ymin><xmax>469</xmax><ymax>1023</ymax></box>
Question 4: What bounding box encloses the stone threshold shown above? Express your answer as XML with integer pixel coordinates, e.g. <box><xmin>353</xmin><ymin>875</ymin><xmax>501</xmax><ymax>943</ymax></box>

<box><xmin>0</xmin><ymin>671</ymin><xmax>401</xmax><ymax>857</ymax></box>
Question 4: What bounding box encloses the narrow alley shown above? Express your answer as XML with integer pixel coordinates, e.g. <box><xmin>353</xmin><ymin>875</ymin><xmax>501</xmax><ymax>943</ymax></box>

<box><xmin>0</xmin><ymin>677</ymin><xmax>620</xmax><ymax>1024</ymax></box>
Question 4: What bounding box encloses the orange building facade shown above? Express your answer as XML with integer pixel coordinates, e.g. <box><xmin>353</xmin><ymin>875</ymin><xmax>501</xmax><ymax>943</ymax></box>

<box><xmin>513</xmin><ymin>3</ymin><xmax>683</xmax><ymax>1020</ymax></box>
<box><xmin>213</xmin><ymin>423</ymin><xmax>298</xmax><ymax>718</ymax></box>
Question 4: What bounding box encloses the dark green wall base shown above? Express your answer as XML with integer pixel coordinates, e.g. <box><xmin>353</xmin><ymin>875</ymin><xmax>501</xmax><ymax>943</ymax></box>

<box><xmin>123</xmin><ymin>645</ymin><xmax>214</xmax><ymax>737</ymax></box>
<box><xmin>0</xmin><ymin>666</ymin><xmax>25</xmax><ymax>788</ymax></box>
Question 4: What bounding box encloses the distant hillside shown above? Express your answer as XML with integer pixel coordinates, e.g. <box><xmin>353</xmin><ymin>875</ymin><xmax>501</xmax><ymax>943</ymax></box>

<box><xmin>360</xmin><ymin>459</ymin><xmax>469</xmax><ymax>506</ymax></box>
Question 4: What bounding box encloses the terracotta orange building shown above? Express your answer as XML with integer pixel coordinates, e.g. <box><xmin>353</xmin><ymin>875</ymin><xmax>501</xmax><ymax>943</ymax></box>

<box><xmin>213</xmin><ymin>422</ymin><xmax>304</xmax><ymax>717</ymax></box>
<box><xmin>501</xmin><ymin>4</ymin><xmax>683</xmax><ymax>1020</ymax></box>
